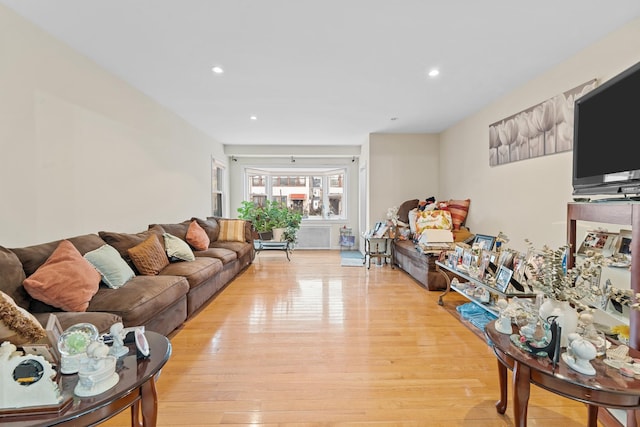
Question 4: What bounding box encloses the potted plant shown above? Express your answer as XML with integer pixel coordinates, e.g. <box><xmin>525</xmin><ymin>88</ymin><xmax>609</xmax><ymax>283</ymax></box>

<box><xmin>237</xmin><ymin>200</ymin><xmax>301</xmax><ymax>243</ymax></box>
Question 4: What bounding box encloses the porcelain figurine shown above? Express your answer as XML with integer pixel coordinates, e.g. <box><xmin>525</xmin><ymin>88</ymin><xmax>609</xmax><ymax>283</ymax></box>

<box><xmin>495</xmin><ymin>298</ymin><xmax>513</xmax><ymax>334</ymax></box>
<box><xmin>562</xmin><ymin>332</ymin><xmax>597</xmax><ymax>375</ymax></box>
<box><xmin>108</xmin><ymin>322</ymin><xmax>128</xmax><ymax>358</ymax></box>
<box><xmin>74</xmin><ymin>341</ymin><xmax>119</xmax><ymax>397</ymax></box>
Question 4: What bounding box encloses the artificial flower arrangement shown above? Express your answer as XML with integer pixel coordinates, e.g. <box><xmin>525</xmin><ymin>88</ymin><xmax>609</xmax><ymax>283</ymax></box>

<box><xmin>524</xmin><ymin>241</ymin><xmax>605</xmax><ymax>309</ymax></box>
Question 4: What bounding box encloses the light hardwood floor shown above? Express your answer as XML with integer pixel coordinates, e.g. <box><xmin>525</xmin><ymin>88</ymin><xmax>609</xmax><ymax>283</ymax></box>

<box><xmin>104</xmin><ymin>250</ymin><xmax>597</xmax><ymax>426</ymax></box>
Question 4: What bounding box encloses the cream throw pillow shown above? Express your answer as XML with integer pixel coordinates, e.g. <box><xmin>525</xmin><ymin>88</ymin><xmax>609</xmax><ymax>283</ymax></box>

<box><xmin>163</xmin><ymin>233</ymin><xmax>196</xmax><ymax>261</ymax></box>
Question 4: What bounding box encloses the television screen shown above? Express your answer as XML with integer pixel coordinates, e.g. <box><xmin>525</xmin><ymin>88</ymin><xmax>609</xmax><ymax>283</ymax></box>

<box><xmin>573</xmin><ymin>60</ymin><xmax>640</xmax><ymax>196</ymax></box>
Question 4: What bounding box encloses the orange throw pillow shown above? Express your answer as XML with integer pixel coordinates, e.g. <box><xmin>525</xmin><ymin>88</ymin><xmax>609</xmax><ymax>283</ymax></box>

<box><xmin>23</xmin><ymin>240</ymin><xmax>100</xmax><ymax>312</ymax></box>
<box><xmin>186</xmin><ymin>220</ymin><xmax>210</xmax><ymax>251</ymax></box>
<box><xmin>127</xmin><ymin>234</ymin><xmax>169</xmax><ymax>275</ymax></box>
<box><xmin>445</xmin><ymin>199</ymin><xmax>470</xmax><ymax>230</ymax></box>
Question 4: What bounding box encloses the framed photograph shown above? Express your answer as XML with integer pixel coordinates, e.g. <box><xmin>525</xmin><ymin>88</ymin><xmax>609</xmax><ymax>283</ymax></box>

<box><xmin>461</xmin><ymin>249</ymin><xmax>472</xmax><ymax>269</ymax></box>
<box><xmin>495</xmin><ymin>265</ymin><xmax>513</xmax><ymax>293</ymax></box>
<box><xmin>616</xmin><ymin>229</ymin><xmax>632</xmax><ymax>256</ymax></box>
<box><xmin>45</xmin><ymin>313</ymin><xmax>63</xmax><ymax>362</ymax></box>
<box><xmin>472</xmin><ymin>234</ymin><xmax>496</xmax><ymax>251</ymax></box>
<box><xmin>577</xmin><ymin>230</ymin><xmax>618</xmax><ymax>256</ymax></box>
<box><xmin>497</xmin><ymin>249</ymin><xmax>515</xmax><ymax>270</ymax></box>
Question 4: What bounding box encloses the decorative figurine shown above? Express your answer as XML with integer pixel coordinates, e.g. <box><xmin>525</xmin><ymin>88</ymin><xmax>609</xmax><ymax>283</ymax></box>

<box><xmin>108</xmin><ymin>322</ymin><xmax>128</xmax><ymax>358</ymax></box>
<box><xmin>74</xmin><ymin>340</ymin><xmax>119</xmax><ymax>397</ymax></box>
<box><xmin>495</xmin><ymin>298</ymin><xmax>513</xmax><ymax>334</ymax></box>
<box><xmin>562</xmin><ymin>332</ymin><xmax>597</xmax><ymax>375</ymax></box>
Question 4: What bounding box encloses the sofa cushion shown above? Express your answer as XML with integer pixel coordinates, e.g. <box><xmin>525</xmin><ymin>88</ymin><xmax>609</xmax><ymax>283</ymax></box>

<box><xmin>23</xmin><ymin>240</ymin><xmax>101</xmax><ymax>312</ymax></box>
<box><xmin>415</xmin><ymin>210</ymin><xmax>453</xmax><ymax>234</ymax></box>
<box><xmin>0</xmin><ymin>246</ymin><xmax>30</xmax><ymax>309</ymax></box>
<box><xmin>98</xmin><ymin>225</ymin><xmax>165</xmax><ymax>266</ymax></box>
<box><xmin>149</xmin><ymin>220</ymin><xmax>191</xmax><ymax>241</ymax></box>
<box><xmin>194</xmin><ymin>246</ymin><xmax>238</xmax><ymax>264</ymax></box>
<box><xmin>163</xmin><ymin>233</ymin><xmax>196</xmax><ymax>262</ymax></box>
<box><xmin>209</xmin><ymin>241</ymin><xmax>252</xmax><ymax>261</ymax></box>
<box><xmin>397</xmin><ymin>199</ymin><xmax>419</xmax><ymax>224</ymax></box>
<box><xmin>442</xmin><ymin>199</ymin><xmax>471</xmax><ymax>230</ymax></box>
<box><xmin>0</xmin><ymin>290</ymin><xmax>47</xmax><ymax>345</ymax></box>
<box><xmin>193</xmin><ymin>217</ymin><xmax>221</xmax><ymax>243</ymax></box>
<box><xmin>218</xmin><ymin>219</ymin><xmax>247</xmax><ymax>242</ymax></box>
<box><xmin>87</xmin><ymin>275</ymin><xmax>189</xmax><ymax>328</ymax></box>
<box><xmin>127</xmin><ymin>234</ymin><xmax>169</xmax><ymax>276</ymax></box>
<box><xmin>12</xmin><ymin>234</ymin><xmax>108</xmax><ymax>277</ymax></box>
<box><xmin>84</xmin><ymin>244</ymin><xmax>135</xmax><ymax>289</ymax></box>
<box><xmin>160</xmin><ymin>257</ymin><xmax>222</xmax><ymax>289</ymax></box>
<box><xmin>186</xmin><ymin>220</ymin><xmax>210</xmax><ymax>250</ymax></box>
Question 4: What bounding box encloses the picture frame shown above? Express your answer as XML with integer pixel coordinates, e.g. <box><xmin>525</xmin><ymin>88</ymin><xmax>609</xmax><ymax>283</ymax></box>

<box><xmin>461</xmin><ymin>249</ymin><xmax>473</xmax><ymax>269</ymax></box>
<box><xmin>497</xmin><ymin>249</ymin><xmax>515</xmax><ymax>270</ymax></box>
<box><xmin>44</xmin><ymin>314</ymin><xmax>63</xmax><ymax>362</ymax></box>
<box><xmin>472</xmin><ymin>234</ymin><xmax>496</xmax><ymax>251</ymax></box>
<box><xmin>495</xmin><ymin>265</ymin><xmax>513</xmax><ymax>293</ymax></box>
<box><xmin>616</xmin><ymin>229</ymin><xmax>632</xmax><ymax>256</ymax></box>
<box><xmin>577</xmin><ymin>230</ymin><xmax>618</xmax><ymax>256</ymax></box>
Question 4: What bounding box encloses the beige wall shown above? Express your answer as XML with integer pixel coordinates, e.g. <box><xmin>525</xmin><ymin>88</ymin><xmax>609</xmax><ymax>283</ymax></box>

<box><xmin>368</xmin><ymin>133</ymin><xmax>439</xmax><ymax>231</ymax></box>
<box><xmin>439</xmin><ymin>17</ymin><xmax>640</xmax><ymax>252</ymax></box>
<box><xmin>0</xmin><ymin>6</ymin><xmax>226</xmax><ymax>247</ymax></box>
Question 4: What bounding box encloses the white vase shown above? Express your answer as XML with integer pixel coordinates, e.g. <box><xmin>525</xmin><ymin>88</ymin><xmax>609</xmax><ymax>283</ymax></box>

<box><xmin>539</xmin><ymin>299</ymin><xmax>578</xmax><ymax>348</ymax></box>
<box><xmin>272</xmin><ymin>228</ymin><xmax>286</xmax><ymax>242</ymax></box>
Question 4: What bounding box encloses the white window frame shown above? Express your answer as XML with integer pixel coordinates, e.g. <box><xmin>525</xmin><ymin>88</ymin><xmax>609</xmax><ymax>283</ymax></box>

<box><xmin>243</xmin><ymin>167</ymin><xmax>347</xmax><ymax>221</ymax></box>
<box><xmin>211</xmin><ymin>157</ymin><xmax>225</xmax><ymax>217</ymax></box>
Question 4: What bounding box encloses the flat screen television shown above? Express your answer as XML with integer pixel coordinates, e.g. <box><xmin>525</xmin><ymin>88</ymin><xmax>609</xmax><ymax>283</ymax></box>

<box><xmin>572</xmin><ymin>60</ymin><xmax>640</xmax><ymax>197</ymax></box>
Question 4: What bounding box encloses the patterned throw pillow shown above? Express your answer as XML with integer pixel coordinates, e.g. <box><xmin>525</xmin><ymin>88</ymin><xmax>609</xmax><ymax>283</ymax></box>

<box><xmin>23</xmin><ymin>240</ymin><xmax>101</xmax><ymax>312</ymax></box>
<box><xmin>163</xmin><ymin>233</ymin><xmax>195</xmax><ymax>261</ymax></box>
<box><xmin>443</xmin><ymin>199</ymin><xmax>470</xmax><ymax>230</ymax></box>
<box><xmin>415</xmin><ymin>210</ymin><xmax>453</xmax><ymax>234</ymax></box>
<box><xmin>218</xmin><ymin>219</ymin><xmax>246</xmax><ymax>242</ymax></box>
<box><xmin>186</xmin><ymin>220</ymin><xmax>210</xmax><ymax>251</ymax></box>
<box><xmin>127</xmin><ymin>235</ymin><xmax>169</xmax><ymax>275</ymax></box>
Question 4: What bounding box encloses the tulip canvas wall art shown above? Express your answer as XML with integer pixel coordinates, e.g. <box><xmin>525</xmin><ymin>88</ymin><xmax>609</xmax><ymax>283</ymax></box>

<box><xmin>489</xmin><ymin>80</ymin><xmax>596</xmax><ymax>166</ymax></box>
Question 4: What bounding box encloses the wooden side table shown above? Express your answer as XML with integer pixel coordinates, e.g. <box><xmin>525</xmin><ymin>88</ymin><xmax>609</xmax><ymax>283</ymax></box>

<box><xmin>485</xmin><ymin>320</ymin><xmax>640</xmax><ymax>427</ymax></box>
<box><xmin>363</xmin><ymin>236</ymin><xmax>394</xmax><ymax>269</ymax></box>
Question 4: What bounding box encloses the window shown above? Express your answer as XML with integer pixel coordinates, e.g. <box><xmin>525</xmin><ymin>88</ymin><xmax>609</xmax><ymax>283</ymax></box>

<box><xmin>211</xmin><ymin>158</ymin><xmax>225</xmax><ymax>217</ymax></box>
<box><xmin>244</xmin><ymin>168</ymin><xmax>346</xmax><ymax>220</ymax></box>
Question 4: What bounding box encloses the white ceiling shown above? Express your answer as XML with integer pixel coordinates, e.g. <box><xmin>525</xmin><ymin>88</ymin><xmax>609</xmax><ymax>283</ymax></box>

<box><xmin>2</xmin><ymin>1</ymin><xmax>640</xmax><ymax>146</ymax></box>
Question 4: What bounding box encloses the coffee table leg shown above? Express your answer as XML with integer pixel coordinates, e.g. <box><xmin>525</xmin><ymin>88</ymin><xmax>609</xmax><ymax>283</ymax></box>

<box><xmin>496</xmin><ymin>359</ymin><xmax>508</xmax><ymax>414</ymax></box>
<box><xmin>587</xmin><ymin>405</ymin><xmax>599</xmax><ymax>427</ymax></box>
<box><xmin>140</xmin><ymin>378</ymin><xmax>158</xmax><ymax>427</ymax></box>
<box><xmin>131</xmin><ymin>401</ymin><xmax>141</xmax><ymax>427</ymax></box>
<box><xmin>513</xmin><ymin>361</ymin><xmax>531</xmax><ymax>427</ymax></box>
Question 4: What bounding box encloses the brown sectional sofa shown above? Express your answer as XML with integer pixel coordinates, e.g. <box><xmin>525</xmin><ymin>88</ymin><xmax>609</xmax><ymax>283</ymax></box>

<box><xmin>0</xmin><ymin>217</ymin><xmax>254</xmax><ymax>336</ymax></box>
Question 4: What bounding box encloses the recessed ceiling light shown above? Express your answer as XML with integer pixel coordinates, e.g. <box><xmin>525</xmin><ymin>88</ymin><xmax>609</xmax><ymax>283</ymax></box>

<box><xmin>428</xmin><ymin>69</ymin><xmax>440</xmax><ymax>78</ymax></box>
<box><xmin>211</xmin><ymin>66</ymin><xmax>224</xmax><ymax>74</ymax></box>
<box><xmin>250</xmin><ymin>115</ymin><xmax>257</xmax><ymax>121</ymax></box>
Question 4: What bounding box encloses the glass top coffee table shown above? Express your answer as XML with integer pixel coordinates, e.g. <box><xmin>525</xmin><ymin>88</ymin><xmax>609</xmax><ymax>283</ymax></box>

<box><xmin>2</xmin><ymin>330</ymin><xmax>171</xmax><ymax>427</ymax></box>
<box><xmin>254</xmin><ymin>240</ymin><xmax>291</xmax><ymax>261</ymax></box>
